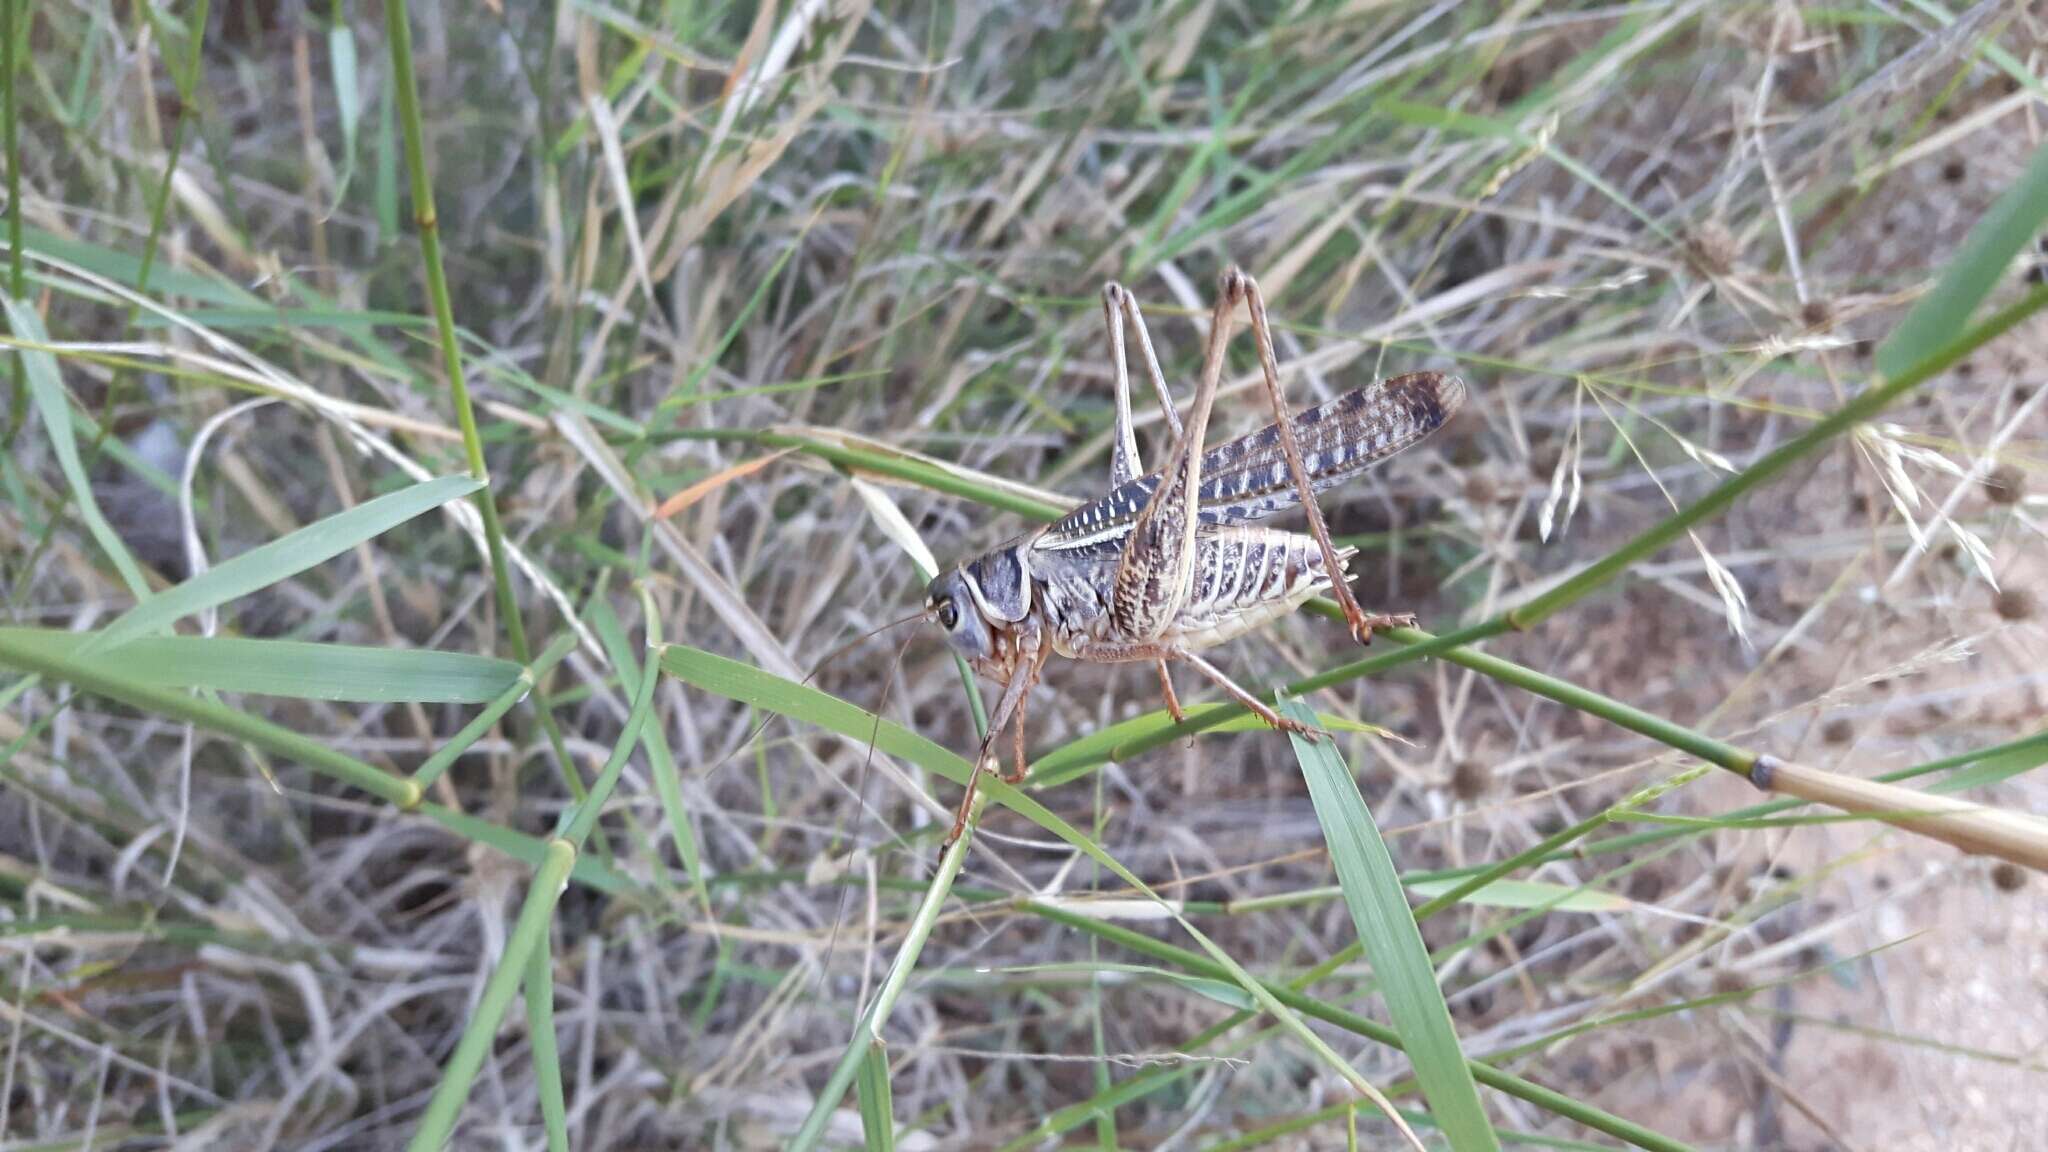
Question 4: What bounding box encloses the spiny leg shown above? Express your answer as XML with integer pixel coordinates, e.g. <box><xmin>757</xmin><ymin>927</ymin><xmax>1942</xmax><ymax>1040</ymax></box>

<box><xmin>1069</xmin><ymin>637</ymin><xmax>1322</xmax><ymax>738</ymax></box>
<box><xmin>1178</xmin><ymin>650</ymin><xmax>1324</xmax><ymax>739</ymax></box>
<box><xmin>1108</xmin><ymin>270</ymin><xmax>1240</xmax><ymax>641</ymax></box>
<box><xmin>1237</xmin><ymin>270</ymin><xmax>1415</xmax><ymax>644</ymax></box>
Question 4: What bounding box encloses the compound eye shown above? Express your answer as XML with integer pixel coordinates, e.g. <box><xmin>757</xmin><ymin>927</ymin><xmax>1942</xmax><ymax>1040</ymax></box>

<box><xmin>936</xmin><ymin>597</ymin><xmax>960</xmax><ymax>630</ymax></box>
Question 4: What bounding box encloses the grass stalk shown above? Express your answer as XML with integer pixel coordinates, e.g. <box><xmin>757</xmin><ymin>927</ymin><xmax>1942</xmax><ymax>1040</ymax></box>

<box><xmin>382</xmin><ymin>0</ymin><xmax>590</xmax><ymax>815</ymax></box>
<box><xmin>1</xmin><ymin>0</ymin><xmax>21</xmax><ymax>442</ymax></box>
<box><xmin>855</xmin><ymin>1038</ymin><xmax>896</xmax><ymax>1151</ymax></box>
<box><xmin>381</xmin><ymin>0</ymin><xmax>528</xmax><ymax>663</ymax></box>
<box><xmin>403</xmin><ymin>837</ymin><xmax>576</xmax><ymax>1152</ymax></box>
<box><xmin>409</xmin><ymin>601</ymin><xmax>659</xmax><ymax>1149</ymax></box>
<box><xmin>788</xmin><ymin>792</ymin><xmax>982</xmax><ymax>1151</ymax></box>
<box><xmin>525</xmin><ymin>937</ymin><xmax>569</xmax><ymax>1152</ymax></box>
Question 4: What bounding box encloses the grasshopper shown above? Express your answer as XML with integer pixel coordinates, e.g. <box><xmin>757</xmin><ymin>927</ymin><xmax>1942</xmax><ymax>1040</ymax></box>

<box><xmin>925</xmin><ymin>268</ymin><xmax>1465</xmax><ymax>846</ymax></box>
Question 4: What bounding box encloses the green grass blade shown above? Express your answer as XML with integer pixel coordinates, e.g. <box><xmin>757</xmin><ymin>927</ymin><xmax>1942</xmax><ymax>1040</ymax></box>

<box><xmin>2</xmin><ymin>292</ymin><xmax>151</xmax><ymax>597</ymax></box>
<box><xmin>16</xmin><ymin>226</ymin><xmax>264</xmax><ymax>308</ymax></box>
<box><xmin>556</xmin><ymin>595</ymin><xmax>661</xmax><ymax>850</ymax></box>
<box><xmin>1281</xmin><ymin>696</ymin><xmax>1500</xmax><ymax>1152</ymax></box>
<box><xmin>410</xmin><ymin>633</ymin><xmax>575</xmax><ymax>790</ymax></box>
<box><xmin>410</xmin><ymin>680</ymin><xmax>525</xmax><ymax>788</ymax></box>
<box><xmin>1033</xmin><ymin>701</ymin><xmax>1390</xmax><ymax>789</ymax></box>
<box><xmin>0</xmin><ymin>629</ymin><xmax>417</xmax><ymax>809</ymax></box>
<box><xmin>659</xmin><ymin>644</ymin><xmax>1118</xmax><ymax>859</ymax></box>
<box><xmin>404</xmin><ymin>838</ymin><xmax>576</xmax><ymax>1152</ymax></box>
<box><xmin>1926</xmin><ymin>732</ymin><xmax>2048</xmax><ymax>794</ymax></box>
<box><xmin>324</xmin><ymin>6</ymin><xmax>360</xmax><ymax>210</ymax></box>
<box><xmin>1230</xmin><ymin>877</ymin><xmax>1627</xmax><ymax>916</ymax></box>
<box><xmin>526</xmin><ymin>937</ymin><xmax>568</xmax><ymax>1152</ymax></box>
<box><xmin>591</xmin><ymin>600</ymin><xmax>708</xmax><ymax>908</ymax></box>
<box><xmin>855</xmin><ymin>1039</ymin><xmax>895</xmax><ymax>1152</ymax></box>
<box><xmin>0</xmin><ymin>629</ymin><xmax>518</xmax><ymax>702</ymax></box>
<box><xmin>1877</xmin><ymin>138</ymin><xmax>2048</xmax><ymax>380</ymax></box>
<box><xmin>995</xmin><ymin>962</ymin><xmax>1258</xmax><ymax>1011</ymax></box>
<box><xmin>416</xmin><ymin>801</ymin><xmax>635</xmax><ymax>896</ymax></box>
<box><xmin>87</xmin><ymin>473</ymin><xmax>483</xmax><ymax>652</ymax></box>
<box><xmin>374</xmin><ymin>72</ymin><xmax>398</xmax><ymax>237</ymax></box>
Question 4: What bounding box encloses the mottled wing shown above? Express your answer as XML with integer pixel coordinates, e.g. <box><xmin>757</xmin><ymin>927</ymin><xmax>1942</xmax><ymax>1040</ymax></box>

<box><xmin>1040</xmin><ymin>372</ymin><xmax>1465</xmax><ymax>552</ymax></box>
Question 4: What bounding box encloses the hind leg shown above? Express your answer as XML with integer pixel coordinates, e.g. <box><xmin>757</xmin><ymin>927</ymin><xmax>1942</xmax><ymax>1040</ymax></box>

<box><xmin>1234</xmin><ymin>270</ymin><xmax>1413</xmax><ymax>645</ymax></box>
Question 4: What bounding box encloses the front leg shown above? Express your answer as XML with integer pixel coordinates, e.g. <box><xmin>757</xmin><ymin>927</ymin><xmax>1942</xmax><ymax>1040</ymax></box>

<box><xmin>943</xmin><ymin>629</ymin><xmax>1045</xmax><ymax>853</ymax></box>
<box><xmin>1108</xmin><ymin>270</ymin><xmax>1240</xmax><ymax>641</ymax></box>
<box><xmin>1002</xmin><ymin>642</ymin><xmax>1052</xmax><ymax>786</ymax></box>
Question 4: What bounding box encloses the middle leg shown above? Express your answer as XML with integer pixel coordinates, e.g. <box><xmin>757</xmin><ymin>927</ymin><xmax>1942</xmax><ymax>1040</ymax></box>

<box><xmin>1156</xmin><ymin>659</ymin><xmax>1186</xmax><ymax>724</ymax></box>
<box><xmin>1177</xmin><ymin>650</ymin><xmax>1322</xmax><ymax>738</ymax></box>
<box><xmin>1001</xmin><ymin>642</ymin><xmax>1052</xmax><ymax>786</ymax></box>
<box><xmin>1071</xmin><ymin>637</ymin><xmax>1322</xmax><ymax>739</ymax></box>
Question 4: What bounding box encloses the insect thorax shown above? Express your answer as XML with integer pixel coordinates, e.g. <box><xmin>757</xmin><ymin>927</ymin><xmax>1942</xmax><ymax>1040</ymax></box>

<box><xmin>963</xmin><ymin>539</ymin><xmax>1033</xmax><ymax>622</ymax></box>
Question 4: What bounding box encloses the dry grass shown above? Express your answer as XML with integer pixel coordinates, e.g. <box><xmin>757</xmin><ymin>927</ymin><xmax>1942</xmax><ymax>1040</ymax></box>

<box><xmin>2</xmin><ymin>2</ymin><xmax>2046</xmax><ymax>1149</ymax></box>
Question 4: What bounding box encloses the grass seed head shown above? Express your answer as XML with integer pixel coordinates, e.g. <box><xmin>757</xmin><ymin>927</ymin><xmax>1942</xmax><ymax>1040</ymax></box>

<box><xmin>1993</xmin><ymin>586</ymin><xmax>2035</xmax><ymax>622</ymax></box>
<box><xmin>1983</xmin><ymin>463</ymin><xmax>2023</xmax><ymax>506</ymax></box>
<box><xmin>1991</xmin><ymin>862</ymin><xmax>2026</xmax><ymax>892</ymax></box>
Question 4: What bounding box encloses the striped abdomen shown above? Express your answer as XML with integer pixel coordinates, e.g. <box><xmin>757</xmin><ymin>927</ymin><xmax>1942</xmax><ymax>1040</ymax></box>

<box><xmin>1164</xmin><ymin>527</ymin><xmax>1354</xmax><ymax>652</ymax></box>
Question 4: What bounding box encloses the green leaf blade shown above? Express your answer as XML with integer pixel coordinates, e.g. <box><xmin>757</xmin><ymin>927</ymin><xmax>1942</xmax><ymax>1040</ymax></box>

<box><xmin>3</xmin><ymin>291</ymin><xmax>151</xmax><ymax>597</ymax></box>
<box><xmin>1281</xmin><ymin>696</ymin><xmax>1501</xmax><ymax>1152</ymax></box>
<box><xmin>1877</xmin><ymin>138</ymin><xmax>2048</xmax><ymax>381</ymax></box>
<box><xmin>0</xmin><ymin>629</ymin><xmax>519</xmax><ymax>702</ymax></box>
<box><xmin>90</xmin><ymin>473</ymin><xmax>482</xmax><ymax>651</ymax></box>
<box><xmin>856</xmin><ymin>1040</ymin><xmax>896</xmax><ymax>1152</ymax></box>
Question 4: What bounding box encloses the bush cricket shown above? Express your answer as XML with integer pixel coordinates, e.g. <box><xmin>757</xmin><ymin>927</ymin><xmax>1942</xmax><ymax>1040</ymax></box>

<box><xmin>925</xmin><ymin>268</ymin><xmax>1465</xmax><ymax>848</ymax></box>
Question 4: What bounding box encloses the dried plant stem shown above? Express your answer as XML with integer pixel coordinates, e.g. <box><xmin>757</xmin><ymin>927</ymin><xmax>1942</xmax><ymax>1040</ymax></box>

<box><xmin>1755</xmin><ymin>757</ymin><xmax>2048</xmax><ymax>871</ymax></box>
